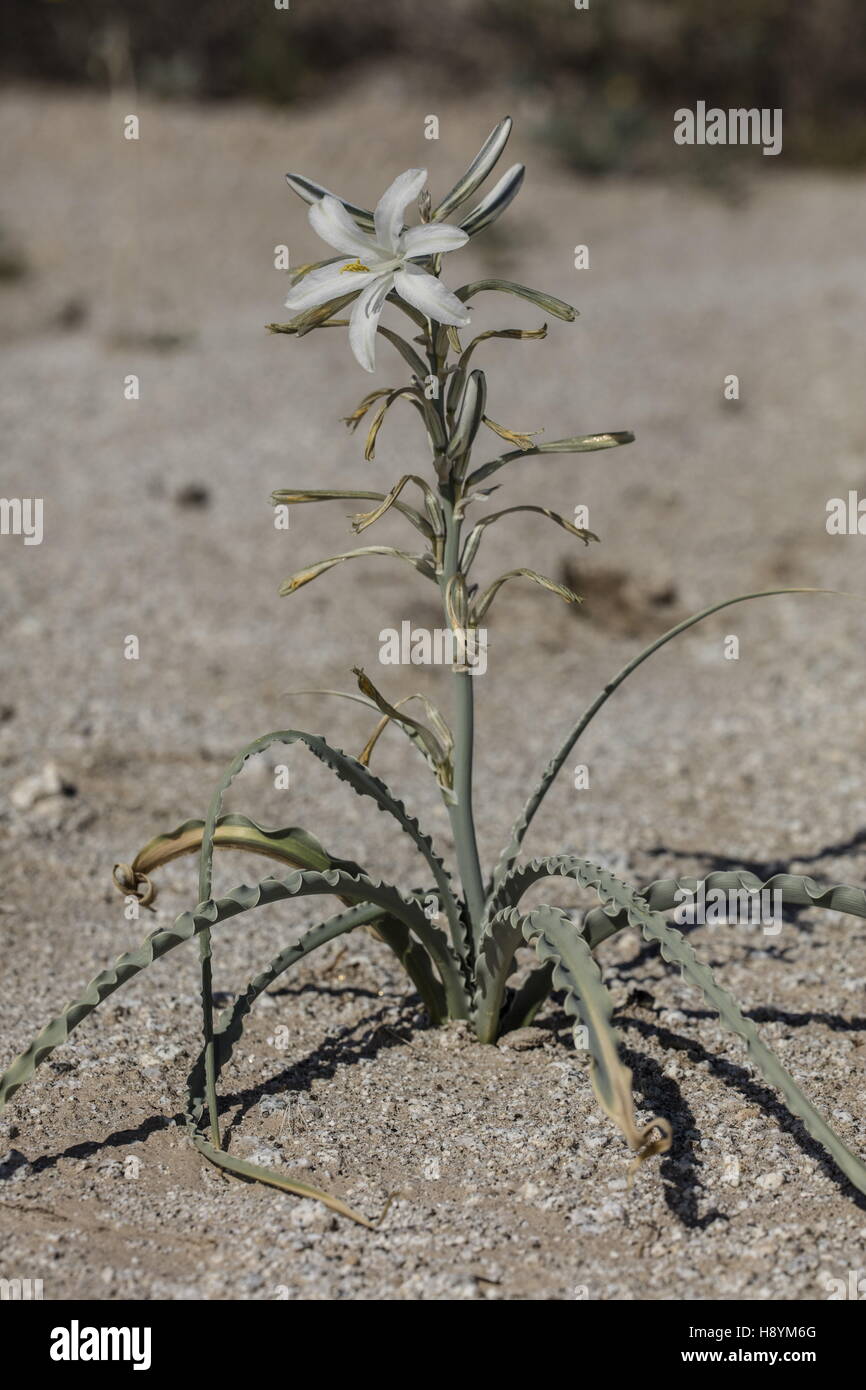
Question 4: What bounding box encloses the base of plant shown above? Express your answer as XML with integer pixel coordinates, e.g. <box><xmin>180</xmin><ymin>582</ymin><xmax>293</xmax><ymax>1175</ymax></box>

<box><xmin>4</xmin><ymin>750</ymin><xmax>866</xmax><ymax>1224</ymax></box>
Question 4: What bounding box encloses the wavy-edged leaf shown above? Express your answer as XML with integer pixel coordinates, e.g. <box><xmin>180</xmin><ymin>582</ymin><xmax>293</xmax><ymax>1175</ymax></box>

<box><xmin>209</xmin><ymin>904</ymin><xmax>442</xmax><ymax>1082</ymax></box>
<box><xmin>116</xmin><ymin>809</ymin><xmax>446</xmax><ymax>1016</ymax></box>
<box><xmin>499</xmin><ymin>961</ymin><xmax>556</xmax><ymax>1034</ymax></box>
<box><xmin>113</xmin><ymin>812</ymin><xmax>361</xmax><ymax>908</ymax></box>
<box><xmin>0</xmin><ymin>867</ymin><xmax>455</xmax><ymax>1224</ymax></box>
<box><xmin>113</xmin><ymin>813</ymin><xmax>444</xmax><ymax>1165</ymax></box>
<box><xmin>472</xmin><ymin>904</ymin><xmax>526</xmax><ymax>1041</ymax></box>
<box><xmin>466</xmin><ymin>430</ymin><xmax>634</xmax><ymax>487</ymax></box>
<box><xmin>0</xmin><ymin>867</ymin><xmax>411</xmax><ymax>1109</ymax></box>
<box><xmin>455</xmin><ymin>279</ymin><xmax>576</xmax><ymax>321</ymax></box>
<box><xmin>489</xmin><ymin>588</ymin><xmax>842</xmax><ymax>893</ymax></box>
<box><xmin>479</xmin><ymin>852</ymin><xmax>866</xmax><ymax>1197</ymax></box>
<box><xmin>477</xmin><ymin>856</ymin><xmax>657</xmax><ymax>1036</ymax></box>
<box><xmin>196</xmin><ymin>730</ymin><xmax>469</xmax><ymax>990</ymax></box>
<box><xmin>474</xmin><ymin>858</ymin><xmax>619</xmax><ymax>1035</ymax></box>
<box><xmin>279</xmin><ymin>546</ymin><xmax>436</xmax><ymax>597</ymax></box>
<box><xmin>284</xmin><ymin>172</ymin><xmax>375</xmax><ymax>232</ymax></box>
<box><xmin>631</xmin><ymin>888</ymin><xmax>866</xmax><ymax>1198</ymax></box>
<box><xmin>459</xmin><ymin>163</ymin><xmax>525</xmax><ymax>238</ymax></box>
<box><xmin>472</xmin><ymin>567</ymin><xmax>581</xmax><ymax>623</ymax></box>
<box><xmin>0</xmin><ymin>915</ymin><xmax>206</xmax><ymax>1113</ymax></box>
<box><xmin>460</xmin><ymin>505</ymin><xmax>597</xmax><ymax>573</ymax></box>
<box><xmin>521</xmin><ymin>903</ymin><xmax>671</xmax><ymax>1171</ymax></box>
<box><xmin>583</xmin><ymin>870</ymin><xmax>866</xmax><ymax>951</ymax></box>
<box><xmin>478</xmin><ymin>855</ymin><xmax>675</xmax><ymax>1033</ymax></box>
<box><xmin>120</xmin><ymin>812</ymin><xmax>451</xmax><ymax>1022</ymax></box>
<box><xmin>432</xmin><ymin>116</ymin><xmax>513</xmax><ymax>221</ymax></box>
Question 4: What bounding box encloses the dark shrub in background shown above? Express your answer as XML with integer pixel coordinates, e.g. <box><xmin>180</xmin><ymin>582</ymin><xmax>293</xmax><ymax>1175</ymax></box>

<box><xmin>2</xmin><ymin>0</ymin><xmax>864</xmax><ymax>171</ymax></box>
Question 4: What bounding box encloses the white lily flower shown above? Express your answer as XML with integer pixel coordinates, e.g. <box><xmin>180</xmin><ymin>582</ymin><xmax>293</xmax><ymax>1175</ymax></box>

<box><xmin>284</xmin><ymin>168</ymin><xmax>471</xmax><ymax>373</ymax></box>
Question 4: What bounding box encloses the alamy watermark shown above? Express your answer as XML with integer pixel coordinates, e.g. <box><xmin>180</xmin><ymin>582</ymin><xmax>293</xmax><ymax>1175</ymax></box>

<box><xmin>0</xmin><ymin>497</ymin><xmax>43</xmax><ymax>545</ymax></box>
<box><xmin>826</xmin><ymin>492</ymin><xmax>866</xmax><ymax>534</ymax></box>
<box><xmin>50</xmin><ymin>1321</ymin><xmax>152</xmax><ymax>1370</ymax></box>
<box><xmin>820</xmin><ymin>1268</ymin><xmax>866</xmax><ymax>1300</ymax></box>
<box><xmin>379</xmin><ymin>620</ymin><xmax>488</xmax><ymax>675</ymax></box>
<box><xmin>674</xmin><ymin>103</ymin><xmax>782</xmax><ymax>157</ymax></box>
<box><xmin>0</xmin><ymin>1276</ymin><xmax>43</xmax><ymax>1300</ymax></box>
<box><xmin>673</xmin><ymin>883</ymin><xmax>783</xmax><ymax>935</ymax></box>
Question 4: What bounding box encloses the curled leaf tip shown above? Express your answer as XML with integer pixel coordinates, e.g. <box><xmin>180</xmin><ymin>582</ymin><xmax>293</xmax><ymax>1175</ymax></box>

<box><xmin>112</xmin><ymin>862</ymin><xmax>156</xmax><ymax>909</ymax></box>
<box><xmin>626</xmin><ymin>1119</ymin><xmax>674</xmax><ymax>1186</ymax></box>
<box><xmin>483</xmin><ymin>414</ymin><xmax>543</xmax><ymax>452</ymax></box>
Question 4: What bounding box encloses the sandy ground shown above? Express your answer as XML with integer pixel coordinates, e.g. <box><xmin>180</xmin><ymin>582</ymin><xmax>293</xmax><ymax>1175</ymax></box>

<box><xmin>2</xmin><ymin>79</ymin><xmax>866</xmax><ymax>1300</ymax></box>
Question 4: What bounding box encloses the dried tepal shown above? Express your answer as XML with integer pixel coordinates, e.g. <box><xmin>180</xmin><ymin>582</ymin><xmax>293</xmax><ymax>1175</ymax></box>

<box><xmin>3</xmin><ymin>119</ymin><xmax>866</xmax><ymax>1225</ymax></box>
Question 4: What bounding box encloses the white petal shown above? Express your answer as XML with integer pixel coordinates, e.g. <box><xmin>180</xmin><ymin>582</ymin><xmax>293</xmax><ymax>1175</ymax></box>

<box><xmin>400</xmin><ymin>223</ymin><xmax>470</xmax><ymax>259</ymax></box>
<box><xmin>393</xmin><ymin>265</ymin><xmax>470</xmax><ymax>327</ymax></box>
<box><xmin>285</xmin><ymin>260</ymin><xmax>377</xmax><ymax>315</ymax></box>
<box><xmin>309</xmin><ymin>196</ymin><xmax>380</xmax><ymax>259</ymax></box>
<box><xmin>374</xmin><ymin>169</ymin><xmax>428</xmax><ymax>252</ymax></box>
<box><xmin>348</xmin><ymin>274</ymin><xmax>394</xmax><ymax>372</ymax></box>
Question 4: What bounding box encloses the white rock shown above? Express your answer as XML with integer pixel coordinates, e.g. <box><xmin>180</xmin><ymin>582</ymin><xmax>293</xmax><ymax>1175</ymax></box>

<box><xmin>10</xmin><ymin>762</ymin><xmax>67</xmax><ymax>810</ymax></box>
<box><xmin>756</xmin><ymin>1170</ymin><xmax>785</xmax><ymax>1191</ymax></box>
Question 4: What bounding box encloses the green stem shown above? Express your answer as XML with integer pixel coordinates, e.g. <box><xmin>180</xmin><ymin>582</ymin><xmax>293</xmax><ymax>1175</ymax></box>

<box><xmin>197</xmin><ymin>804</ymin><xmax>221</xmax><ymax>1149</ymax></box>
<box><xmin>421</xmin><ymin>314</ymin><xmax>485</xmax><ymax>961</ymax></box>
<box><xmin>440</xmin><ymin>499</ymin><xmax>486</xmax><ymax>943</ymax></box>
<box><xmin>197</xmin><ymin>931</ymin><xmax>221</xmax><ymax>1148</ymax></box>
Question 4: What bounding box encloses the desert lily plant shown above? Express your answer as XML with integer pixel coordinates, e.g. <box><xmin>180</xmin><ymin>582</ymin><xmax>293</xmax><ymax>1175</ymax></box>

<box><xmin>3</xmin><ymin>119</ymin><xmax>866</xmax><ymax>1226</ymax></box>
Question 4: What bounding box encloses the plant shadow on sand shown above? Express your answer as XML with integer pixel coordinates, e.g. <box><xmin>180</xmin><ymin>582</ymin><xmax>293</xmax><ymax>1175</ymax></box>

<box><xmin>6</xmin><ymin>981</ymin><xmax>865</xmax><ymax>1230</ymax></box>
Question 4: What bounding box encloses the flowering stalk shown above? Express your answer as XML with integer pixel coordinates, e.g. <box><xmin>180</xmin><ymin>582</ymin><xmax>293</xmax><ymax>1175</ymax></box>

<box><xmin>271</xmin><ymin>121</ymin><xmax>620</xmax><ymax>946</ymax></box>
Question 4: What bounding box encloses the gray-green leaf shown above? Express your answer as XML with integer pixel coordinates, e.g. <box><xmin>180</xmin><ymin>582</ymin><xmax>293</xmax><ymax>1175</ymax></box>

<box><xmin>432</xmin><ymin>116</ymin><xmax>513</xmax><ymax>222</ymax></box>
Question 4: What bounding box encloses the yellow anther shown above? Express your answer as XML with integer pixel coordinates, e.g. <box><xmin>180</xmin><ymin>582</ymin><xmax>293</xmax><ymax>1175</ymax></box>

<box><xmin>341</xmin><ymin>259</ymin><xmax>371</xmax><ymax>274</ymax></box>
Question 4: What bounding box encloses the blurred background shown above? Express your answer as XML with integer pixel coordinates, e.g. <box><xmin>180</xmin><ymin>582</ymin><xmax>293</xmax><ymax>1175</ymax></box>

<box><xmin>3</xmin><ymin>0</ymin><xmax>866</xmax><ymax>172</ymax></box>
